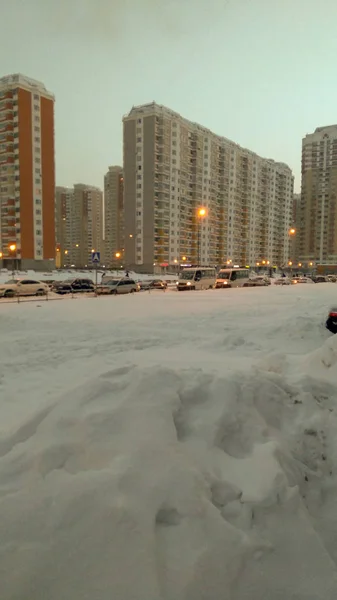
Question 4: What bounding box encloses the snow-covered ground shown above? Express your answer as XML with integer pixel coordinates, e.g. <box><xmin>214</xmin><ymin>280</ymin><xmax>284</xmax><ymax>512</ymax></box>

<box><xmin>1</xmin><ymin>284</ymin><xmax>337</xmax><ymax>599</ymax></box>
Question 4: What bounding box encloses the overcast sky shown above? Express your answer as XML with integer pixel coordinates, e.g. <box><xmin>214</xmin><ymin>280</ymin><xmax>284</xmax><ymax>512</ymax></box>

<box><xmin>2</xmin><ymin>0</ymin><xmax>337</xmax><ymax>192</ymax></box>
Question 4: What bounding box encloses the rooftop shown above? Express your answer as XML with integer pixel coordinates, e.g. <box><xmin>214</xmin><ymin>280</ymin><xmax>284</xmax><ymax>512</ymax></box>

<box><xmin>0</xmin><ymin>73</ymin><xmax>54</xmax><ymax>99</ymax></box>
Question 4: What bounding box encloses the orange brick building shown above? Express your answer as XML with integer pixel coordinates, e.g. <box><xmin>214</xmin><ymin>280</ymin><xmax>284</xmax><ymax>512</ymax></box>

<box><xmin>0</xmin><ymin>74</ymin><xmax>55</xmax><ymax>270</ymax></box>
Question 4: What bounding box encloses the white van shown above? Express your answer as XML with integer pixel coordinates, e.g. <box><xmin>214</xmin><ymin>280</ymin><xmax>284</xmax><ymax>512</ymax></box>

<box><xmin>216</xmin><ymin>268</ymin><xmax>250</xmax><ymax>288</ymax></box>
<box><xmin>177</xmin><ymin>267</ymin><xmax>216</xmax><ymax>291</ymax></box>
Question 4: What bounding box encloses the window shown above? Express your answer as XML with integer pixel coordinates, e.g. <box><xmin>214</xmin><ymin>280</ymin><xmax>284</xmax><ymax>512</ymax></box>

<box><xmin>34</xmin><ymin>126</ymin><xmax>40</xmax><ymax>132</ymax></box>
<box><xmin>36</xmin><ymin>229</ymin><xmax>42</xmax><ymax>235</ymax></box>
<box><xmin>34</xmin><ymin>116</ymin><xmax>40</xmax><ymax>123</ymax></box>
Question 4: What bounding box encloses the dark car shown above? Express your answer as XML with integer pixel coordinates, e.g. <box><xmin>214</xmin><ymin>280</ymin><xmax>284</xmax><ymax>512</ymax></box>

<box><xmin>52</xmin><ymin>278</ymin><xmax>95</xmax><ymax>295</ymax></box>
<box><xmin>326</xmin><ymin>308</ymin><xmax>337</xmax><ymax>334</ymax></box>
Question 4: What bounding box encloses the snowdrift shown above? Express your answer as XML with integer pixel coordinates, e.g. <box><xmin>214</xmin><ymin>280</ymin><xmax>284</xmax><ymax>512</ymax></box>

<box><xmin>2</xmin><ymin>334</ymin><xmax>337</xmax><ymax>599</ymax></box>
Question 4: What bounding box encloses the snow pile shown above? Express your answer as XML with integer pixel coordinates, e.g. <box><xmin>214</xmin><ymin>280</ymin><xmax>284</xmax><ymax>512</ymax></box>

<box><xmin>1</xmin><ymin>286</ymin><xmax>337</xmax><ymax>599</ymax></box>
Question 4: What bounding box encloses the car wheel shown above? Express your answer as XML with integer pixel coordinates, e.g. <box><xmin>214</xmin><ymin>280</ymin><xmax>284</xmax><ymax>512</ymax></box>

<box><xmin>4</xmin><ymin>289</ymin><xmax>15</xmax><ymax>298</ymax></box>
<box><xmin>36</xmin><ymin>289</ymin><xmax>46</xmax><ymax>296</ymax></box>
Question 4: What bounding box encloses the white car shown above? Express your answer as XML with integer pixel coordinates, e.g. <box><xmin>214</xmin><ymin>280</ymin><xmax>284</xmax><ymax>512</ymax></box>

<box><xmin>292</xmin><ymin>276</ymin><xmax>314</xmax><ymax>284</ymax></box>
<box><xmin>0</xmin><ymin>278</ymin><xmax>49</xmax><ymax>298</ymax></box>
<box><xmin>274</xmin><ymin>277</ymin><xmax>291</xmax><ymax>285</ymax></box>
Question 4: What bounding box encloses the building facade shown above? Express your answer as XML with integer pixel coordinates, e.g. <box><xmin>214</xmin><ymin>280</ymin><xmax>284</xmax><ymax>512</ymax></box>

<box><xmin>63</xmin><ymin>184</ymin><xmax>103</xmax><ymax>268</ymax></box>
<box><xmin>103</xmin><ymin>166</ymin><xmax>124</xmax><ymax>268</ymax></box>
<box><xmin>0</xmin><ymin>74</ymin><xmax>55</xmax><ymax>270</ymax></box>
<box><xmin>123</xmin><ymin>103</ymin><xmax>294</xmax><ymax>272</ymax></box>
<box><xmin>55</xmin><ymin>186</ymin><xmax>73</xmax><ymax>267</ymax></box>
<box><xmin>300</xmin><ymin>125</ymin><xmax>337</xmax><ymax>265</ymax></box>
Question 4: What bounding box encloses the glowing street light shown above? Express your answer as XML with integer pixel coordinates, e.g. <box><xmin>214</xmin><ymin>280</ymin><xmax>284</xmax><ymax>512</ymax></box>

<box><xmin>309</xmin><ymin>262</ymin><xmax>313</xmax><ymax>267</ymax></box>
<box><xmin>182</xmin><ymin>256</ymin><xmax>187</xmax><ymax>261</ymax></box>
<box><xmin>298</xmin><ymin>262</ymin><xmax>302</xmax><ymax>267</ymax></box>
<box><xmin>75</xmin><ymin>244</ymin><xmax>79</xmax><ymax>248</ymax></box>
<box><xmin>115</xmin><ymin>252</ymin><xmax>121</xmax><ymax>259</ymax></box>
<box><xmin>197</xmin><ymin>207</ymin><xmax>207</xmax><ymax>264</ymax></box>
<box><xmin>289</xmin><ymin>228</ymin><xmax>296</xmax><ymax>236</ymax></box>
<box><xmin>64</xmin><ymin>250</ymin><xmax>68</xmax><ymax>255</ymax></box>
<box><xmin>288</xmin><ymin>261</ymin><xmax>293</xmax><ymax>266</ymax></box>
<box><xmin>9</xmin><ymin>243</ymin><xmax>16</xmax><ymax>252</ymax></box>
<box><xmin>0</xmin><ymin>252</ymin><xmax>2</xmax><ymax>258</ymax></box>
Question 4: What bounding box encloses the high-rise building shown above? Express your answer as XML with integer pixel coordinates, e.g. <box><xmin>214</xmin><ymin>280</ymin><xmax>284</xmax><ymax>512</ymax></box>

<box><xmin>123</xmin><ymin>102</ymin><xmax>294</xmax><ymax>272</ymax></box>
<box><xmin>55</xmin><ymin>186</ymin><xmax>73</xmax><ymax>267</ymax></box>
<box><xmin>300</xmin><ymin>125</ymin><xmax>337</xmax><ymax>265</ymax></box>
<box><xmin>0</xmin><ymin>74</ymin><xmax>55</xmax><ymax>270</ymax></box>
<box><xmin>104</xmin><ymin>166</ymin><xmax>124</xmax><ymax>268</ymax></box>
<box><xmin>65</xmin><ymin>184</ymin><xmax>103</xmax><ymax>268</ymax></box>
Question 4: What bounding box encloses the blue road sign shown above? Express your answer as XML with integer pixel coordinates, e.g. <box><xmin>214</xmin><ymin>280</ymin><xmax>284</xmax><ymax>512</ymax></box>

<box><xmin>91</xmin><ymin>251</ymin><xmax>100</xmax><ymax>264</ymax></box>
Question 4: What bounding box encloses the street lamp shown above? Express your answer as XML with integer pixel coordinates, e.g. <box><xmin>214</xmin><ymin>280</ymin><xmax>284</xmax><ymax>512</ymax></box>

<box><xmin>289</xmin><ymin>228</ymin><xmax>296</xmax><ymax>236</ymax></box>
<box><xmin>197</xmin><ymin>207</ymin><xmax>207</xmax><ymax>265</ymax></box>
<box><xmin>9</xmin><ymin>243</ymin><xmax>17</xmax><ymax>275</ymax></box>
<box><xmin>182</xmin><ymin>256</ymin><xmax>187</xmax><ymax>262</ymax></box>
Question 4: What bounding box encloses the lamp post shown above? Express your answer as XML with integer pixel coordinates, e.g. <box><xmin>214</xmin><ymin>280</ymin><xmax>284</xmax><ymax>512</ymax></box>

<box><xmin>9</xmin><ymin>243</ymin><xmax>17</xmax><ymax>276</ymax></box>
<box><xmin>197</xmin><ymin>207</ymin><xmax>207</xmax><ymax>266</ymax></box>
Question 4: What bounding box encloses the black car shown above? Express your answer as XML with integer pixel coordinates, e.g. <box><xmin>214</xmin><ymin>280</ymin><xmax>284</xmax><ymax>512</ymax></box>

<box><xmin>52</xmin><ymin>278</ymin><xmax>95</xmax><ymax>295</ymax></box>
<box><xmin>326</xmin><ymin>308</ymin><xmax>337</xmax><ymax>334</ymax></box>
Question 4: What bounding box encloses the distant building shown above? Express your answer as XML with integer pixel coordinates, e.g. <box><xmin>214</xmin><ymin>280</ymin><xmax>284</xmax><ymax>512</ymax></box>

<box><xmin>103</xmin><ymin>166</ymin><xmax>124</xmax><ymax>268</ymax></box>
<box><xmin>0</xmin><ymin>74</ymin><xmax>55</xmax><ymax>270</ymax></box>
<box><xmin>123</xmin><ymin>102</ymin><xmax>294</xmax><ymax>272</ymax></box>
<box><xmin>69</xmin><ymin>184</ymin><xmax>103</xmax><ymax>268</ymax></box>
<box><xmin>55</xmin><ymin>184</ymin><xmax>103</xmax><ymax>268</ymax></box>
<box><xmin>55</xmin><ymin>186</ymin><xmax>73</xmax><ymax>267</ymax></box>
<box><xmin>300</xmin><ymin>125</ymin><xmax>337</xmax><ymax>265</ymax></box>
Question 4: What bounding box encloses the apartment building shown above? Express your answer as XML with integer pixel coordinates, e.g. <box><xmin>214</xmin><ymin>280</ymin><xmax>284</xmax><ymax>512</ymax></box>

<box><xmin>123</xmin><ymin>102</ymin><xmax>294</xmax><ymax>272</ymax></box>
<box><xmin>64</xmin><ymin>184</ymin><xmax>104</xmax><ymax>268</ymax></box>
<box><xmin>55</xmin><ymin>186</ymin><xmax>74</xmax><ymax>267</ymax></box>
<box><xmin>104</xmin><ymin>166</ymin><xmax>124</xmax><ymax>268</ymax></box>
<box><xmin>0</xmin><ymin>73</ymin><xmax>55</xmax><ymax>270</ymax></box>
<box><xmin>300</xmin><ymin>125</ymin><xmax>337</xmax><ymax>265</ymax></box>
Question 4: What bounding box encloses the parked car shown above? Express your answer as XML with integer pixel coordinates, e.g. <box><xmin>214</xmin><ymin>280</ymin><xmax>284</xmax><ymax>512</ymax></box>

<box><xmin>327</xmin><ymin>275</ymin><xmax>337</xmax><ymax>283</ymax></box>
<box><xmin>244</xmin><ymin>276</ymin><xmax>270</xmax><ymax>287</ymax></box>
<box><xmin>96</xmin><ymin>278</ymin><xmax>138</xmax><ymax>295</ymax></box>
<box><xmin>52</xmin><ymin>278</ymin><xmax>95</xmax><ymax>295</ymax></box>
<box><xmin>274</xmin><ymin>277</ymin><xmax>291</xmax><ymax>285</ymax></box>
<box><xmin>291</xmin><ymin>276</ymin><xmax>315</xmax><ymax>284</ymax></box>
<box><xmin>326</xmin><ymin>307</ymin><xmax>337</xmax><ymax>334</ymax></box>
<box><xmin>314</xmin><ymin>275</ymin><xmax>329</xmax><ymax>283</ymax></box>
<box><xmin>0</xmin><ymin>278</ymin><xmax>49</xmax><ymax>298</ymax></box>
<box><xmin>139</xmin><ymin>279</ymin><xmax>168</xmax><ymax>291</ymax></box>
